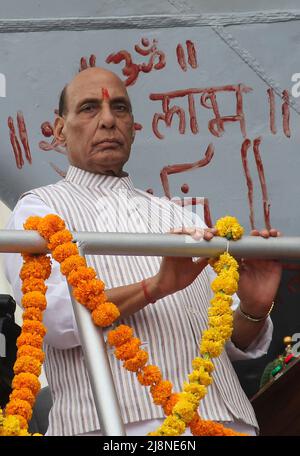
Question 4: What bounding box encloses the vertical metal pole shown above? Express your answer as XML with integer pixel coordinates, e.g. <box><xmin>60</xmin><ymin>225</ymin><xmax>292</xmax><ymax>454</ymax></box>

<box><xmin>67</xmin><ymin>246</ymin><xmax>126</xmax><ymax>436</ymax></box>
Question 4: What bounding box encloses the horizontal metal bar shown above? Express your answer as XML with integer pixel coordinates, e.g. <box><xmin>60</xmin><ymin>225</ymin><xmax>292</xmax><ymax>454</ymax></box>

<box><xmin>0</xmin><ymin>11</ymin><xmax>300</xmax><ymax>33</ymax></box>
<box><xmin>0</xmin><ymin>230</ymin><xmax>300</xmax><ymax>259</ymax></box>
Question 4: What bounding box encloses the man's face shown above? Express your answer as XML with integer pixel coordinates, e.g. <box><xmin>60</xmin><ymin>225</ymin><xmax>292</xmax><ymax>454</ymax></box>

<box><xmin>55</xmin><ymin>69</ymin><xmax>134</xmax><ymax>176</ymax></box>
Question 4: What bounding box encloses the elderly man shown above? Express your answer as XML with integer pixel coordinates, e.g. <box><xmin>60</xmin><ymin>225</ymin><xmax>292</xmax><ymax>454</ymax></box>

<box><xmin>5</xmin><ymin>67</ymin><xmax>282</xmax><ymax>436</ymax></box>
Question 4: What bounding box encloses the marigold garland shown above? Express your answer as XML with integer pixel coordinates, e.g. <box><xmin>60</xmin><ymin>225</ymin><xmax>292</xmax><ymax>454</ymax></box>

<box><xmin>0</xmin><ymin>214</ymin><xmax>246</xmax><ymax>436</ymax></box>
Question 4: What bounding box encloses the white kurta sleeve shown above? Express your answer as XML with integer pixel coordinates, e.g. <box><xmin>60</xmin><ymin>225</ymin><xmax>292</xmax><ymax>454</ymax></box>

<box><xmin>4</xmin><ymin>194</ymin><xmax>80</xmax><ymax>349</ymax></box>
<box><xmin>206</xmin><ymin>265</ymin><xmax>273</xmax><ymax>361</ymax></box>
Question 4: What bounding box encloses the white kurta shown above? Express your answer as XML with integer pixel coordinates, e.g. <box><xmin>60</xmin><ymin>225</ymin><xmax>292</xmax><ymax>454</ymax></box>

<box><xmin>4</xmin><ymin>166</ymin><xmax>272</xmax><ymax>435</ymax></box>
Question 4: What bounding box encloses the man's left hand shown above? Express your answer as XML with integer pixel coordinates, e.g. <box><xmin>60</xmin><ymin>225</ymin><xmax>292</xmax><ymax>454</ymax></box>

<box><xmin>237</xmin><ymin>229</ymin><xmax>282</xmax><ymax>318</ymax></box>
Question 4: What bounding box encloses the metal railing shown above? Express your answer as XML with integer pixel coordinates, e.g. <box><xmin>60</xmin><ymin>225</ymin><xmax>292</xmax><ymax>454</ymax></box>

<box><xmin>1</xmin><ymin>230</ymin><xmax>300</xmax><ymax>436</ymax></box>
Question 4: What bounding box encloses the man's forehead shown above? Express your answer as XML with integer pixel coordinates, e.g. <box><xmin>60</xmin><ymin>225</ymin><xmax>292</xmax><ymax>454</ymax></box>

<box><xmin>67</xmin><ymin>70</ymin><xmax>128</xmax><ymax>105</ymax></box>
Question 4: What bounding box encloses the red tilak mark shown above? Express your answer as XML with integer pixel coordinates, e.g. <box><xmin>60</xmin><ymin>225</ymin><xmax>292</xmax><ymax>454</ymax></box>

<box><xmin>41</xmin><ymin>121</ymin><xmax>53</xmax><ymax>137</ymax></box>
<box><xmin>8</xmin><ymin>116</ymin><xmax>23</xmax><ymax>169</ymax></box>
<box><xmin>160</xmin><ymin>143</ymin><xmax>214</xmax><ymax>199</ymax></box>
<box><xmin>282</xmin><ymin>90</ymin><xmax>291</xmax><ymax>138</ymax></box>
<box><xmin>181</xmin><ymin>183</ymin><xmax>189</xmax><ymax>194</ymax></box>
<box><xmin>134</xmin><ymin>122</ymin><xmax>143</xmax><ymax>131</ymax></box>
<box><xmin>17</xmin><ymin>111</ymin><xmax>32</xmax><ymax>164</ymax></box>
<box><xmin>267</xmin><ymin>89</ymin><xmax>277</xmax><ymax>135</ymax></box>
<box><xmin>176</xmin><ymin>44</ymin><xmax>187</xmax><ymax>72</ymax></box>
<box><xmin>186</xmin><ymin>41</ymin><xmax>197</xmax><ymax>69</ymax></box>
<box><xmin>241</xmin><ymin>138</ymin><xmax>255</xmax><ymax>230</ymax></box>
<box><xmin>253</xmin><ymin>137</ymin><xmax>271</xmax><ymax>230</ymax></box>
<box><xmin>150</xmin><ymin>84</ymin><xmax>251</xmax><ymax>139</ymax></box>
<box><xmin>102</xmin><ymin>88</ymin><xmax>110</xmax><ymax>100</ymax></box>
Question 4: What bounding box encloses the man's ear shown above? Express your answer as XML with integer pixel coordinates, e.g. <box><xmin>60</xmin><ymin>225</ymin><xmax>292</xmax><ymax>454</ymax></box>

<box><xmin>54</xmin><ymin>116</ymin><xmax>66</xmax><ymax>145</ymax></box>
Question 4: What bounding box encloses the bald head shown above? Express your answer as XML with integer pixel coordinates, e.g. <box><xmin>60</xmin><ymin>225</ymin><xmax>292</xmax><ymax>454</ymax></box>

<box><xmin>59</xmin><ymin>67</ymin><xmax>130</xmax><ymax>117</ymax></box>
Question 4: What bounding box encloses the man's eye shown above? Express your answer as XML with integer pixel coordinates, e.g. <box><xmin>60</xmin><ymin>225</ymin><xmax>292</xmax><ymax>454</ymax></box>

<box><xmin>113</xmin><ymin>104</ymin><xmax>129</xmax><ymax>112</ymax></box>
<box><xmin>81</xmin><ymin>104</ymin><xmax>96</xmax><ymax>112</ymax></box>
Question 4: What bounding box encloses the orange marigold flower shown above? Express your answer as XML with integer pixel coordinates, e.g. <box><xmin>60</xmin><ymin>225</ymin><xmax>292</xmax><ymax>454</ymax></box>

<box><xmin>115</xmin><ymin>338</ymin><xmax>141</xmax><ymax>361</ymax></box>
<box><xmin>23</xmin><ymin>216</ymin><xmax>42</xmax><ymax>231</ymax></box>
<box><xmin>12</xmin><ymin>373</ymin><xmax>40</xmax><ymax>396</ymax></box>
<box><xmin>22</xmin><ymin>307</ymin><xmax>43</xmax><ymax>322</ymax></box>
<box><xmin>107</xmin><ymin>325</ymin><xmax>134</xmax><ymax>347</ymax></box>
<box><xmin>22</xmin><ymin>292</ymin><xmax>47</xmax><ymax>311</ymax></box>
<box><xmin>150</xmin><ymin>380</ymin><xmax>173</xmax><ymax>406</ymax></box>
<box><xmin>163</xmin><ymin>393</ymin><xmax>181</xmax><ymax>416</ymax></box>
<box><xmin>17</xmin><ymin>346</ymin><xmax>45</xmax><ymax>363</ymax></box>
<box><xmin>123</xmin><ymin>350</ymin><xmax>148</xmax><ymax>372</ymax></box>
<box><xmin>73</xmin><ymin>279</ymin><xmax>105</xmax><ymax>306</ymax></box>
<box><xmin>137</xmin><ymin>365</ymin><xmax>162</xmax><ymax>386</ymax></box>
<box><xmin>60</xmin><ymin>255</ymin><xmax>86</xmax><ymax>276</ymax></box>
<box><xmin>6</xmin><ymin>399</ymin><xmax>33</xmax><ymax>422</ymax></box>
<box><xmin>16</xmin><ymin>333</ymin><xmax>43</xmax><ymax>350</ymax></box>
<box><xmin>91</xmin><ymin>302</ymin><xmax>120</xmax><ymax>327</ymax></box>
<box><xmin>9</xmin><ymin>388</ymin><xmax>35</xmax><ymax>407</ymax></box>
<box><xmin>52</xmin><ymin>242</ymin><xmax>78</xmax><ymax>263</ymax></box>
<box><xmin>48</xmin><ymin>229</ymin><xmax>73</xmax><ymax>250</ymax></box>
<box><xmin>22</xmin><ymin>320</ymin><xmax>47</xmax><ymax>338</ymax></box>
<box><xmin>20</xmin><ymin>262</ymin><xmax>47</xmax><ymax>281</ymax></box>
<box><xmin>190</xmin><ymin>414</ymin><xmax>244</xmax><ymax>436</ymax></box>
<box><xmin>67</xmin><ymin>267</ymin><xmax>96</xmax><ymax>287</ymax></box>
<box><xmin>13</xmin><ymin>356</ymin><xmax>42</xmax><ymax>377</ymax></box>
<box><xmin>86</xmin><ymin>292</ymin><xmax>107</xmax><ymax>311</ymax></box>
<box><xmin>22</xmin><ymin>278</ymin><xmax>47</xmax><ymax>295</ymax></box>
<box><xmin>37</xmin><ymin>214</ymin><xmax>65</xmax><ymax>240</ymax></box>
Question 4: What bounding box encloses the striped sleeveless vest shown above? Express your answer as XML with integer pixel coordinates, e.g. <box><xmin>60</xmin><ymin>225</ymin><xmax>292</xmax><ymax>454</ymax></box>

<box><xmin>22</xmin><ymin>165</ymin><xmax>258</xmax><ymax>435</ymax></box>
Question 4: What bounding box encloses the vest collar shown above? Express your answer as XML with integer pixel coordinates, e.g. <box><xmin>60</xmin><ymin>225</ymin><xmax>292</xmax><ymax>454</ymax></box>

<box><xmin>64</xmin><ymin>165</ymin><xmax>135</xmax><ymax>191</ymax></box>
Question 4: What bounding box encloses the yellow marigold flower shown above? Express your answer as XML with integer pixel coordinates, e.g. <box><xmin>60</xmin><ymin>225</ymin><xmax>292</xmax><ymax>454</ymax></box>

<box><xmin>107</xmin><ymin>325</ymin><xmax>133</xmax><ymax>347</ymax></box>
<box><xmin>60</xmin><ymin>255</ymin><xmax>86</xmax><ymax>276</ymax></box>
<box><xmin>37</xmin><ymin>214</ymin><xmax>66</xmax><ymax>240</ymax></box>
<box><xmin>209</xmin><ymin>252</ymin><xmax>239</xmax><ymax>274</ymax></box>
<box><xmin>173</xmin><ymin>399</ymin><xmax>196</xmax><ymax>424</ymax></box>
<box><xmin>137</xmin><ymin>365</ymin><xmax>162</xmax><ymax>386</ymax></box>
<box><xmin>5</xmin><ymin>399</ymin><xmax>32</xmax><ymax>422</ymax></box>
<box><xmin>22</xmin><ymin>278</ymin><xmax>47</xmax><ymax>295</ymax></box>
<box><xmin>1</xmin><ymin>415</ymin><xmax>21</xmax><ymax>436</ymax></box>
<box><xmin>211</xmin><ymin>292</ymin><xmax>233</xmax><ymax>306</ymax></box>
<box><xmin>13</xmin><ymin>356</ymin><xmax>42</xmax><ymax>377</ymax></box>
<box><xmin>9</xmin><ymin>388</ymin><xmax>35</xmax><ymax>407</ymax></box>
<box><xmin>11</xmin><ymin>414</ymin><xmax>28</xmax><ymax>430</ymax></box>
<box><xmin>183</xmin><ymin>382</ymin><xmax>207</xmax><ymax>400</ymax></box>
<box><xmin>215</xmin><ymin>216</ymin><xmax>244</xmax><ymax>240</ymax></box>
<box><xmin>150</xmin><ymin>380</ymin><xmax>172</xmax><ymax>406</ymax></box>
<box><xmin>158</xmin><ymin>415</ymin><xmax>186</xmax><ymax>436</ymax></box>
<box><xmin>22</xmin><ymin>291</ymin><xmax>47</xmax><ymax>311</ymax></box>
<box><xmin>48</xmin><ymin>229</ymin><xmax>73</xmax><ymax>250</ymax></box>
<box><xmin>208</xmin><ymin>314</ymin><xmax>233</xmax><ymax>328</ymax></box>
<box><xmin>208</xmin><ymin>302</ymin><xmax>232</xmax><ymax>317</ymax></box>
<box><xmin>188</xmin><ymin>369</ymin><xmax>213</xmax><ymax>386</ymax></box>
<box><xmin>0</xmin><ymin>407</ymin><xmax>4</xmax><ymax>426</ymax></box>
<box><xmin>179</xmin><ymin>392</ymin><xmax>200</xmax><ymax>408</ymax></box>
<box><xmin>22</xmin><ymin>307</ymin><xmax>43</xmax><ymax>322</ymax></box>
<box><xmin>67</xmin><ymin>267</ymin><xmax>96</xmax><ymax>287</ymax></box>
<box><xmin>22</xmin><ymin>320</ymin><xmax>47</xmax><ymax>338</ymax></box>
<box><xmin>73</xmin><ymin>279</ymin><xmax>105</xmax><ymax>306</ymax></box>
<box><xmin>214</xmin><ymin>325</ymin><xmax>233</xmax><ymax>340</ymax></box>
<box><xmin>202</xmin><ymin>328</ymin><xmax>225</xmax><ymax>342</ymax></box>
<box><xmin>12</xmin><ymin>373</ymin><xmax>40</xmax><ymax>396</ymax></box>
<box><xmin>52</xmin><ymin>242</ymin><xmax>79</xmax><ymax>263</ymax></box>
<box><xmin>211</xmin><ymin>274</ymin><xmax>238</xmax><ymax>295</ymax></box>
<box><xmin>18</xmin><ymin>429</ymin><xmax>31</xmax><ymax>436</ymax></box>
<box><xmin>191</xmin><ymin>357</ymin><xmax>214</xmax><ymax>374</ymax></box>
<box><xmin>123</xmin><ymin>350</ymin><xmax>148</xmax><ymax>372</ymax></box>
<box><xmin>17</xmin><ymin>345</ymin><xmax>45</xmax><ymax>363</ymax></box>
<box><xmin>200</xmin><ymin>340</ymin><xmax>223</xmax><ymax>358</ymax></box>
<box><xmin>91</xmin><ymin>302</ymin><xmax>120</xmax><ymax>327</ymax></box>
<box><xmin>163</xmin><ymin>393</ymin><xmax>180</xmax><ymax>416</ymax></box>
<box><xmin>16</xmin><ymin>333</ymin><xmax>43</xmax><ymax>350</ymax></box>
<box><xmin>23</xmin><ymin>216</ymin><xmax>42</xmax><ymax>231</ymax></box>
<box><xmin>115</xmin><ymin>338</ymin><xmax>141</xmax><ymax>361</ymax></box>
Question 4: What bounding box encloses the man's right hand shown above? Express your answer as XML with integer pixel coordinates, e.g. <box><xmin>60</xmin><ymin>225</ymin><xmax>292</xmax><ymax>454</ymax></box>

<box><xmin>150</xmin><ymin>226</ymin><xmax>216</xmax><ymax>300</ymax></box>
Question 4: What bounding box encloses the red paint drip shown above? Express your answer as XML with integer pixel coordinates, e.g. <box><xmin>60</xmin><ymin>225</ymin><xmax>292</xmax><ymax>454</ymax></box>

<box><xmin>134</xmin><ymin>122</ymin><xmax>143</xmax><ymax>131</ymax></box>
<box><xmin>241</xmin><ymin>138</ymin><xmax>255</xmax><ymax>230</ymax></box>
<box><xmin>181</xmin><ymin>183</ymin><xmax>189</xmax><ymax>194</ymax></box>
<box><xmin>253</xmin><ymin>137</ymin><xmax>271</xmax><ymax>230</ymax></box>
<box><xmin>102</xmin><ymin>88</ymin><xmax>110</xmax><ymax>100</ymax></box>
<box><xmin>17</xmin><ymin>111</ymin><xmax>32</xmax><ymax>164</ymax></box>
<box><xmin>41</xmin><ymin>121</ymin><xmax>53</xmax><ymax>138</ymax></box>
<box><xmin>267</xmin><ymin>89</ymin><xmax>276</xmax><ymax>135</ymax></box>
<box><xmin>282</xmin><ymin>90</ymin><xmax>291</xmax><ymax>138</ymax></box>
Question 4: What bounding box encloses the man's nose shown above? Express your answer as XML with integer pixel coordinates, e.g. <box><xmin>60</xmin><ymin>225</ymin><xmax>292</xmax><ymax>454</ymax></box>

<box><xmin>98</xmin><ymin>104</ymin><xmax>116</xmax><ymax>129</ymax></box>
